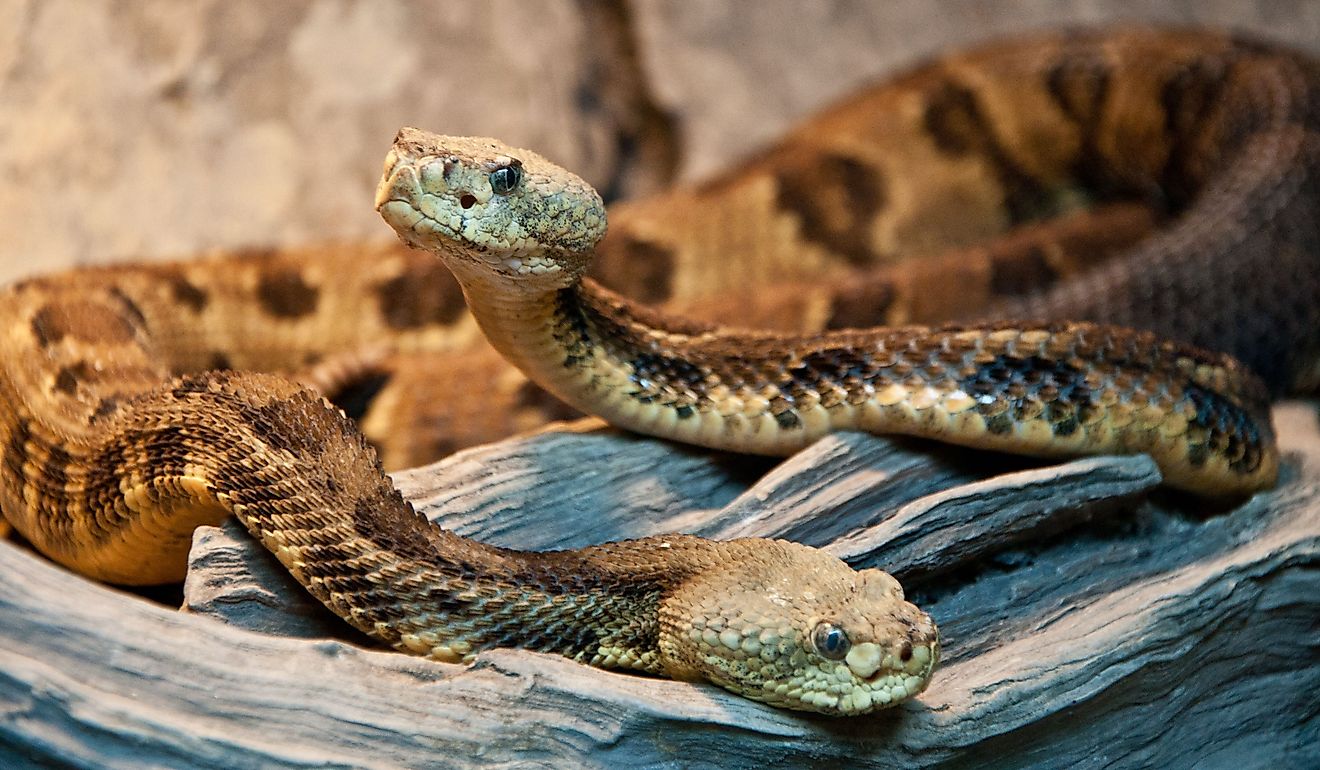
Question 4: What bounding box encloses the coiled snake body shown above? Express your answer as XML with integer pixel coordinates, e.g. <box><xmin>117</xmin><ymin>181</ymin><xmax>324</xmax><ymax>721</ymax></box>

<box><xmin>2</xmin><ymin>28</ymin><xmax>1318</xmax><ymax>715</ymax></box>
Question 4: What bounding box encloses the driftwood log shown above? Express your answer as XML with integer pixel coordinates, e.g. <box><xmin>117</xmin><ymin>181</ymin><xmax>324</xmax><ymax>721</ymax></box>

<box><xmin>1</xmin><ymin>405</ymin><xmax>1317</xmax><ymax>768</ymax></box>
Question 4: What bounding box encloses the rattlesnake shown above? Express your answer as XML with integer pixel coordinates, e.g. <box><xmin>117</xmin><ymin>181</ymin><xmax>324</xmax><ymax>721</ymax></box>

<box><xmin>361</xmin><ymin>26</ymin><xmax>1320</xmax><ymax>469</ymax></box>
<box><xmin>2</xmin><ymin>28</ymin><xmax>1317</xmax><ymax>716</ymax></box>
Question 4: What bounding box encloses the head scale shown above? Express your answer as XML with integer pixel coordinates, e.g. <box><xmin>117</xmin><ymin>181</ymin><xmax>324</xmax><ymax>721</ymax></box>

<box><xmin>376</xmin><ymin>128</ymin><xmax>607</xmax><ymax>290</ymax></box>
<box><xmin>660</xmin><ymin>539</ymin><xmax>939</xmax><ymax>715</ymax></box>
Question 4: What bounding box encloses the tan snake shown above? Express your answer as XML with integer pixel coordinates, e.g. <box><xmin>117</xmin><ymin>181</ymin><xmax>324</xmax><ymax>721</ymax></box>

<box><xmin>2</xmin><ymin>28</ymin><xmax>1318</xmax><ymax>716</ymax></box>
<box><xmin>377</xmin><ymin>130</ymin><xmax>1277</xmax><ymax>496</ymax></box>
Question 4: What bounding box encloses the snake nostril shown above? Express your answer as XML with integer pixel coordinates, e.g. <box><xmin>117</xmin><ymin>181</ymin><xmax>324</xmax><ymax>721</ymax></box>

<box><xmin>899</xmin><ymin>640</ymin><xmax>913</xmax><ymax>662</ymax></box>
<box><xmin>460</xmin><ymin>194</ymin><xmax>477</xmax><ymax>209</ymax></box>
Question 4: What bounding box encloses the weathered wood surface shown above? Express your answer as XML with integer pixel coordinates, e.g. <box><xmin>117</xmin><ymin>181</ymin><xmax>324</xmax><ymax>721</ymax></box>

<box><xmin>2</xmin><ymin>404</ymin><xmax>1318</xmax><ymax>768</ymax></box>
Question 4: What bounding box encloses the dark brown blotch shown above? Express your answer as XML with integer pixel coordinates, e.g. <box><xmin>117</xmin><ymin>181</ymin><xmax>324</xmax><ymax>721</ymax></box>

<box><xmin>1044</xmin><ymin>51</ymin><xmax>1115</xmax><ymax>192</ymax></box>
<box><xmin>38</xmin><ymin>442</ymin><xmax>70</xmax><ymax>487</ymax></box>
<box><xmin>240</xmin><ymin>397</ymin><xmax>325</xmax><ymax>456</ymax></box>
<box><xmin>825</xmin><ymin>281</ymin><xmax>897</xmax><ymax>330</ymax></box>
<box><xmin>258</xmin><ymin>268</ymin><xmax>320</xmax><ymax>319</ymax></box>
<box><xmin>376</xmin><ymin>262</ymin><xmax>465</xmax><ymax>330</ymax></box>
<box><xmin>54</xmin><ymin>369</ymin><xmax>78</xmax><ymax>395</ymax></box>
<box><xmin>168</xmin><ymin>274</ymin><xmax>210</xmax><ymax>312</ymax></box>
<box><xmin>108</xmin><ymin>287</ymin><xmax>148</xmax><ymax>329</ymax></box>
<box><xmin>30</xmin><ymin>312</ymin><xmax>55</xmax><ymax>347</ymax></box>
<box><xmin>988</xmin><ymin>245</ymin><xmax>1058</xmax><ymax>297</ymax></box>
<box><xmin>1160</xmin><ymin>55</ymin><xmax>1233</xmax><ymax>143</ymax></box>
<box><xmin>1158</xmin><ymin>54</ymin><xmax>1235</xmax><ymax>205</ymax></box>
<box><xmin>30</xmin><ymin>303</ymin><xmax>139</xmax><ymax>347</ymax></box>
<box><xmin>591</xmin><ymin>235</ymin><xmax>677</xmax><ymax>304</ymax></box>
<box><xmin>921</xmin><ymin>79</ymin><xmax>1056</xmax><ymax>223</ymax></box>
<box><xmin>923</xmin><ymin>80</ymin><xmax>989</xmax><ymax>157</ymax></box>
<box><xmin>1045</xmin><ymin>53</ymin><xmax>1112</xmax><ymax>129</ymax></box>
<box><xmin>79</xmin><ymin>443</ymin><xmax>132</xmax><ymax>537</ymax></box>
<box><xmin>139</xmin><ymin>425</ymin><xmax>189</xmax><ymax>484</ymax></box>
<box><xmin>774</xmin><ymin>152</ymin><xmax>888</xmax><ymax>267</ymax></box>
<box><xmin>53</xmin><ymin>361</ymin><xmax>95</xmax><ymax>395</ymax></box>
<box><xmin>92</xmin><ymin>397</ymin><xmax>120</xmax><ymax>422</ymax></box>
<box><xmin>4</xmin><ymin>419</ymin><xmax>32</xmax><ymax>478</ymax></box>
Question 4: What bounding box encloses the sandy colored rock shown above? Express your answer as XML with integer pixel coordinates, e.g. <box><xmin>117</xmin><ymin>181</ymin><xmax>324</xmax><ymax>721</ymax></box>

<box><xmin>5</xmin><ymin>2</ymin><xmax>1319</xmax><ymax>283</ymax></box>
<box><xmin>0</xmin><ymin>0</ymin><xmax>627</xmax><ymax>284</ymax></box>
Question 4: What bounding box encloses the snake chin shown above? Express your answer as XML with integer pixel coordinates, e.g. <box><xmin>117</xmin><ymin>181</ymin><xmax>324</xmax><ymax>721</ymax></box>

<box><xmin>722</xmin><ymin>635</ymin><xmax>939</xmax><ymax>716</ymax></box>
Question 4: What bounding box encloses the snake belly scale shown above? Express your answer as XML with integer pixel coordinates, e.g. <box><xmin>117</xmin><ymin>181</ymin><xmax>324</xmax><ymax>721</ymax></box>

<box><xmin>3</xmin><ymin>27</ymin><xmax>1318</xmax><ymax>716</ymax></box>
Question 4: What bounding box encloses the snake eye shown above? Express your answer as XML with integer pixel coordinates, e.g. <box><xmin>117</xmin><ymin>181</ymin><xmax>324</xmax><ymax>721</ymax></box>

<box><xmin>811</xmin><ymin>622</ymin><xmax>851</xmax><ymax>661</ymax></box>
<box><xmin>489</xmin><ymin>164</ymin><xmax>522</xmax><ymax>195</ymax></box>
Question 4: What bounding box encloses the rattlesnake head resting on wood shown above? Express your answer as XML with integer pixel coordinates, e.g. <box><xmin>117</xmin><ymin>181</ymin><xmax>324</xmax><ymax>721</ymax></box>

<box><xmin>0</xmin><ymin>280</ymin><xmax>939</xmax><ymax>715</ymax></box>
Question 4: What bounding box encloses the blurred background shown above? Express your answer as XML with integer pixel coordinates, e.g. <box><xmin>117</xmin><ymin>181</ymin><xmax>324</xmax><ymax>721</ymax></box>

<box><xmin>1</xmin><ymin>0</ymin><xmax>1317</xmax><ymax>285</ymax></box>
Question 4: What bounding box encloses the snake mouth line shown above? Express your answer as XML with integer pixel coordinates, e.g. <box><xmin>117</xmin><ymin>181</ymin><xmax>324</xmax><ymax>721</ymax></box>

<box><xmin>864</xmin><ymin>641</ymin><xmax>938</xmax><ymax>688</ymax></box>
<box><xmin>375</xmin><ymin>160</ymin><xmax>467</xmax><ymax>260</ymax></box>
<box><xmin>375</xmin><ymin>149</ymin><xmax>405</xmax><ymax>210</ymax></box>
<box><xmin>864</xmin><ymin>663</ymin><xmax>930</xmax><ymax>688</ymax></box>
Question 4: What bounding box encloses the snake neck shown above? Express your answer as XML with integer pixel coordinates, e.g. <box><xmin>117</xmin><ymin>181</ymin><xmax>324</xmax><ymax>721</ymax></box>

<box><xmin>456</xmin><ymin>272</ymin><xmax>1277</xmax><ymax>495</ymax></box>
<box><xmin>256</xmin><ymin>429</ymin><xmax>706</xmax><ymax>674</ymax></box>
<box><xmin>229</xmin><ymin>421</ymin><xmax>744</xmax><ymax>679</ymax></box>
<box><xmin>0</xmin><ymin>278</ymin><xmax>683</xmax><ymax>665</ymax></box>
<box><xmin>458</xmin><ymin>274</ymin><xmax>726</xmax><ymax>439</ymax></box>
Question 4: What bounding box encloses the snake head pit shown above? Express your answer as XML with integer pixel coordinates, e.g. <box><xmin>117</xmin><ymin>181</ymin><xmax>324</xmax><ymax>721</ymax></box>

<box><xmin>662</xmin><ymin>539</ymin><xmax>939</xmax><ymax>716</ymax></box>
<box><xmin>376</xmin><ymin>128</ymin><xmax>606</xmax><ymax>290</ymax></box>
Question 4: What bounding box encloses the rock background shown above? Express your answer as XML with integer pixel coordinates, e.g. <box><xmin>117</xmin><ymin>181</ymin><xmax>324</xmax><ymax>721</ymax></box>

<box><xmin>2</xmin><ymin>0</ymin><xmax>1319</xmax><ymax>285</ymax></box>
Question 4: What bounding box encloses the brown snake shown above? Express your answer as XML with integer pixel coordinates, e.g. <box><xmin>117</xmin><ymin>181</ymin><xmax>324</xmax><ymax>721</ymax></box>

<box><xmin>2</xmin><ymin>28</ymin><xmax>1318</xmax><ymax>716</ymax></box>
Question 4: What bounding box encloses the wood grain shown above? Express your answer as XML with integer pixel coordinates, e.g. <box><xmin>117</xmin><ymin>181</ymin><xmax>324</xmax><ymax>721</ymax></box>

<box><xmin>2</xmin><ymin>404</ymin><xmax>1315</xmax><ymax>768</ymax></box>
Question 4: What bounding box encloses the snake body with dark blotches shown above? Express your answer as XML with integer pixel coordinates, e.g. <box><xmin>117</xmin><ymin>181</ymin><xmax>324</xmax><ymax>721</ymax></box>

<box><xmin>2</xmin><ymin>28</ymin><xmax>1318</xmax><ymax>716</ymax></box>
<box><xmin>380</xmin><ymin>122</ymin><xmax>1278</xmax><ymax>489</ymax></box>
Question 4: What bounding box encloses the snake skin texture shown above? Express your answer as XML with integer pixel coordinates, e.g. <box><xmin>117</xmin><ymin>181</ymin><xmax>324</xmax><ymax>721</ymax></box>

<box><xmin>377</xmin><ymin>126</ymin><xmax>1276</xmax><ymax>496</ymax></box>
<box><xmin>367</xmin><ymin>27</ymin><xmax>1320</xmax><ymax>468</ymax></box>
<box><xmin>2</xmin><ymin>27</ymin><xmax>1317</xmax><ymax>715</ymax></box>
<box><xmin>589</xmin><ymin>28</ymin><xmax>1320</xmax><ymax>396</ymax></box>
